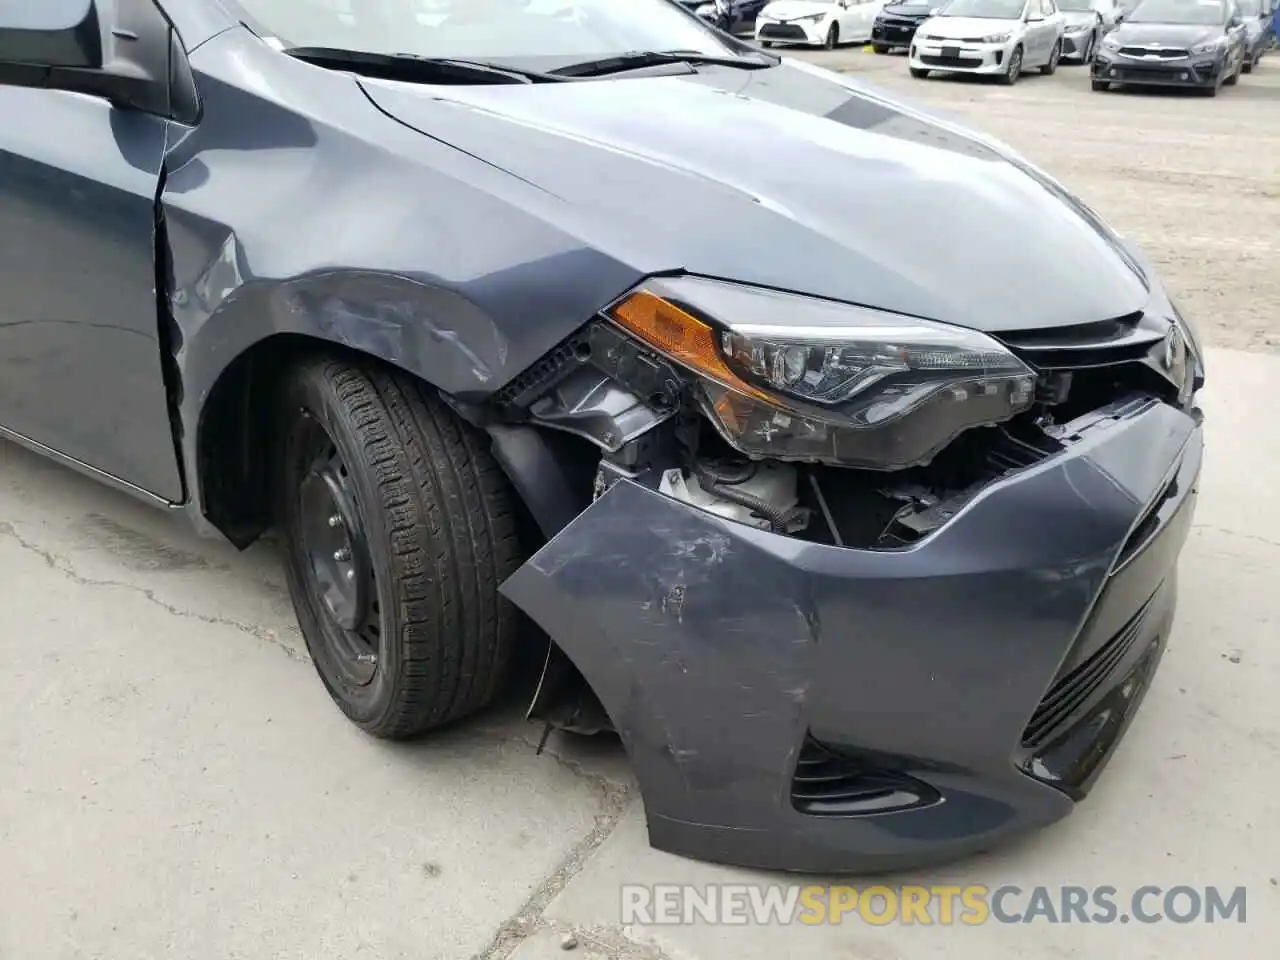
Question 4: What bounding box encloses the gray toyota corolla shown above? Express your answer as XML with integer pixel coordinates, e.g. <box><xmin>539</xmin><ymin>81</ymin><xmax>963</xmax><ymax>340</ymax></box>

<box><xmin>0</xmin><ymin>0</ymin><xmax>1204</xmax><ymax>872</ymax></box>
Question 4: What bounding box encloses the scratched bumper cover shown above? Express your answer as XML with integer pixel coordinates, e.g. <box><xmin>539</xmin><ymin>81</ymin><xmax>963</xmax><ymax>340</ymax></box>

<box><xmin>501</xmin><ymin>399</ymin><xmax>1202</xmax><ymax>873</ymax></box>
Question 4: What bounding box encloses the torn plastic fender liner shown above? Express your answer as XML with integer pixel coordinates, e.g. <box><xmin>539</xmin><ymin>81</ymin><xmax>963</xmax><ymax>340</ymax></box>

<box><xmin>499</xmin><ymin>398</ymin><xmax>1202</xmax><ymax>873</ymax></box>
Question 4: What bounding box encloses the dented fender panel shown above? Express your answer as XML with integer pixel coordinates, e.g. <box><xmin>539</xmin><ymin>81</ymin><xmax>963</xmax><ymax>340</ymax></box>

<box><xmin>500</xmin><ymin>400</ymin><xmax>1200</xmax><ymax>872</ymax></box>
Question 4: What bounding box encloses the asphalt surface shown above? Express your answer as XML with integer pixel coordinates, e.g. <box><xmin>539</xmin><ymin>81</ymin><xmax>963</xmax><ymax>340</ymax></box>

<box><xmin>1</xmin><ymin>48</ymin><xmax>1278</xmax><ymax>960</ymax></box>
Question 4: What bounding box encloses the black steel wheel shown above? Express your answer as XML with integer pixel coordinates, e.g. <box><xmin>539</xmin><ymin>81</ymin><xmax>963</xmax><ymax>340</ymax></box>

<box><xmin>276</xmin><ymin>356</ymin><xmax>523</xmax><ymax>738</ymax></box>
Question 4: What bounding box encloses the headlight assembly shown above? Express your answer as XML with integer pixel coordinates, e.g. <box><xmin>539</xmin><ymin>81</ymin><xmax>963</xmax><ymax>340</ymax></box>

<box><xmin>1190</xmin><ymin>37</ymin><xmax>1226</xmax><ymax>54</ymax></box>
<box><xmin>980</xmin><ymin>32</ymin><xmax>1013</xmax><ymax>42</ymax></box>
<box><xmin>605</xmin><ymin>278</ymin><xmax>1036</xmax><ymax>470</ymax></box>
<box><xmin>794</xmin><ymin>12</ymin><xmax>826</xmax><ymax>22</ymax></box>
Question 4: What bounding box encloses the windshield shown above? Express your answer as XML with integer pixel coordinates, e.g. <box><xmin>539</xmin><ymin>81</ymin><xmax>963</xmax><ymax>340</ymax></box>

<box><xmin>226</xmin><ymin>0</ymin><xmax>741</xmax><ymax>65</ymax></box>
<box><xmin>937</xmin><ymin>0</ymin><xmax>1027</xmax><ymax>17</ymax></box>
<box><xmin>1127</xmin><ymin>0</ymin><xmax>1228</xmax><ymax>22</ymax></box>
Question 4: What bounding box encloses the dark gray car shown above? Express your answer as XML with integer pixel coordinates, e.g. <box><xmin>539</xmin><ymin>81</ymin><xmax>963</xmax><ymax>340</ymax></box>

<box><xmin>0</xmin><ymin>0</ymin><xmax>1205</xmax><ymax>872</ymax></box>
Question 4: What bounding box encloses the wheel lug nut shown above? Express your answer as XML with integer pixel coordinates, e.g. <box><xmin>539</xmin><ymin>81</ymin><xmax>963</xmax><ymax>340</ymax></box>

<box><xmin>328</xmin><ymin>514</ymin><xmax>342</xmax><ymax>528</ymax></box>
<box><xmin>333</xmin><ymin>547</ymin><xmax>350</xmax><ymax>561</ymax></box>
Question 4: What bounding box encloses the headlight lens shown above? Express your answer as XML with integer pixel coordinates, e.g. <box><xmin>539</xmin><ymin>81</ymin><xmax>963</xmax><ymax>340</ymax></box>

<box><xmin>1190</xmin><ymin>37</ymin><xmax>1226</xmax><ymax>54</ymax></box>
<box><xmin>980</xmin><ymin>31</ymin><xmax>1013</xmax><ymax>42</ymax></box>
<box><xmin>795</xmin><ymin>12</ymin><xmax>826</xmax><ymax>21</ymax></box>
<box><xmin>605</xmin><ymin>278</ymin><xmax>1037</xmax><ymax>470</ymax></box>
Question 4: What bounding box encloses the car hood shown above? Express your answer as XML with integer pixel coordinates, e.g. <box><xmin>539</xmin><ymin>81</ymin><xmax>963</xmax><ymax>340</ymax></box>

<box><xmin>761</xmin><ymin>1</ymin><xmax>837</xmax><ymax>19</ymax></box>
<box><xmin>1060</xmin><ymin>10</ymin><xmax>1098</xmax><ymax>26</ymax></box>
<box><xmin>359</xmin><ymin>60</ymin><xmax>1149</xmax><ymax>333</ymax></box>
<box><xmin>1108</xmin><ymin>22</ymin><xmax>1224</xmax><ymax>44</ymax></box>
<box><xmin>921</xmin><ymin>16</ymin><xmax>1023</xmax><ymax>36</ymax></box>
<box><xmin>880</xmin><ymin>3</ymin><xmax>943</xmax><ymax>17</ymax></box>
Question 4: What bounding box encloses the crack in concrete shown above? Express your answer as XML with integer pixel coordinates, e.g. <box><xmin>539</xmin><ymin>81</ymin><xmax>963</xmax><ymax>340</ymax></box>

<box><xmin>2</xmin><ymin>522</ymin><xmax>664</xmax><ymax>956</ymax></box>
<box><xmin>470</xmin><ymin>735</ymin><xmax>638</xmax><ymax>960</ymax></box>
<box><xmin>0</xmin><ymin>522</ymin><xmax>308</xmax><ymax>662</ymax></box>
<box><xmin>540</xmin><ymin>921</ymin><xmax>684</xmax><ymax>960</ymax></box>
<box><xmin>1193</xmin><ymin>523</ymin><xmax>1280</xmax><ymax>551</ymax></box>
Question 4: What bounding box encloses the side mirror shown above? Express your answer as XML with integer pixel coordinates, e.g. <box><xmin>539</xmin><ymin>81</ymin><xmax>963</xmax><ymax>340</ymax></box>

<box><xmin>0</xmin><ymin>0</ymin><xmax>103</xmax><ymax>70</ymax></box>
<box><xmin>0</xmin><ymin>0</ymin><xmax>190</xmax><ymax>121</ymax></box>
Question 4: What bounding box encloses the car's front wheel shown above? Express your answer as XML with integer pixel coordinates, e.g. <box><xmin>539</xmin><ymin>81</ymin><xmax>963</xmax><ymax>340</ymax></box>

<box><xmin>1001</xmin><ymin>45</ymin><xmax>1023</xmax><ymax>84</ymax></box>
<box><xmin>1041</xmin><ymin>39</ymin><xmax>1061</xmax><ymax>74</ymax></box>
<box><xmin>824</xmin><ymin>22</ymin><xmax>840</xmax><ymax>48</ymax></box>
<box><xmin>275</xmin><ymin>356</ymin><xmax>522</xmax><ymax>739</ymax></box>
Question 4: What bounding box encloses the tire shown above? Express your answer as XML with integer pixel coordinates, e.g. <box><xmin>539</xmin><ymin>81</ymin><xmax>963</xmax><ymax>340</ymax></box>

<box><xmin>873</xmin><ymin>44</ymin><xmax>891</xmax><ymax>53</ymax></box>
<box><xmin>1091</xmin><ymin>77</ymin><xmax>1110</xmax><ymax>90</ymax></box>
<box><xmin>909</xmin><ymin>66</ymin><xmax>930</xmax><ymax>78</ymax></box>
<box><xmin>276</xmin><ymin>356</ymin><xmax>522</xmax><ymax>739</ymax></box>
<box><xmin>1001</xmin><ymin>45</ymin><xmax>1023</xmax><ymax>84</ymax></box>
<box><xmin>1041</xmin><ymin>39</ymin><xmax>1061</xmax><ymax>74</ymax></box>
<box><xmin>824</xmin><ymin>23</ymin><xmax>840</xmax><ymax>48</ymax></box>
<box><xmin>1242</xmin><ymin>57</ymin><xmax>1253</xmax><ymax>73</ymax></box>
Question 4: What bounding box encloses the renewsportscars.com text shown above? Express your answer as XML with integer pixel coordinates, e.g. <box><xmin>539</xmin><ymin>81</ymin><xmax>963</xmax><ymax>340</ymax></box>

<box><xmin>621</xmin><ymin>884</ymin><xmax>1248</xmax><ymax>926</ymax></box>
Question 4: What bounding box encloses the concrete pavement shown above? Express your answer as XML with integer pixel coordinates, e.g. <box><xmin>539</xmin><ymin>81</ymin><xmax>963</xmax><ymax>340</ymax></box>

<box><xmin>0</xmin><ymin>345</ymin><xmax>1275</xmax><ymax>959</ymax></box>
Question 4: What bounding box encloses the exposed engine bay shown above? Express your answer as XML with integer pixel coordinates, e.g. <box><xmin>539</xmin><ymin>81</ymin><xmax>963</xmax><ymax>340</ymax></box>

<box><xmin>485</xmin><ymin>295</ymin><xmax>1200</xmax><ymax>553</ymax></box>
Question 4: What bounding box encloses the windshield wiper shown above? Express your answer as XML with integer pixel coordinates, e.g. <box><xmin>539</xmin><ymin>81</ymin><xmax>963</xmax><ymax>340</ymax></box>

<box><xmin>283</xmin><ymin>47</ymin><xmax>566</xmax><ymax>84</ymax></box>
<box><xmin>550</xmin><ymin>49</ymin><xmax>776</xmax><ymax>78</ymax></box>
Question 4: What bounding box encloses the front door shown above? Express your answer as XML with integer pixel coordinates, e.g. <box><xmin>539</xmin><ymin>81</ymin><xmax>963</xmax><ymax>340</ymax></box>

<box><xmin>0</xmin><ymin>76</ymin><xmax>184</xmax><ymax>499</ymax></box>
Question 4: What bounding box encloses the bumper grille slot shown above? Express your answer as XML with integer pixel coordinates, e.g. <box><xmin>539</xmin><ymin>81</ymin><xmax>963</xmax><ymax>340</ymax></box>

<box><xmin>995</xmin><ymin>313</ymin><xmax>1160</xmax><ymax>370</ymax></box>
<box><xmin>791</xmin><ymin>737</ymin><xmax>941</xmax><ymax>817</ymax></box>
<box><xmin>1021</xmin><ymin>597</ymin><xmax>1153</xmax><ymax>748</ymax></box>
<box><xmin>759</xmin><ymin>24</ymin><xmax>810</xmax><ymax>40</ymax></box>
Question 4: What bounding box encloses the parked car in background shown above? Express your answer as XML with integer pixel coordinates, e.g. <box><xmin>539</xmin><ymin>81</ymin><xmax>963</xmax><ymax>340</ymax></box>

<box><xmin>871</xmin><ymin>0</ymin><xmax>947</xmax><ymax>51</ymax></box>
<box><xmin>1092</xmin><ymin>0</ymin><xmax>1248</xmax><ymax>95</ymax></box>
<box><xmin>1237</xmin><ymin>0</ymin><xmax>1270</xmax><ymax>69</ymax></box>
<box><xmin>756</xmin><ymin>0</ymin><xmax>886</xmax><ymax>47</ymax></box>
<box><xmin>909</xmin><ymin>0</ymin><xmax>1067</xmax><ymax>82</ymax></box>
<box><xmin>1057</xmin><ymin>0</ymin><xmax>1104</xmax><ymax>58</ymax></box>
<box><xmin>684</xmin><ymin>0</ymin><xmax>770</xmax><ymax>34</ymax></box>
<box><xmin>1058</xmin><ymin>0</ymin><xmax>1109</xmax><ymax>60</ymax></box>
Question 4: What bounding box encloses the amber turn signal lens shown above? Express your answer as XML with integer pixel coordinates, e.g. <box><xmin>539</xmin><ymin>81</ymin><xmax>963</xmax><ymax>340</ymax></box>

<box><xmin>608</xmin><ymin>289</ymin><xmax>767</xmax><ymax>400</ymax></box>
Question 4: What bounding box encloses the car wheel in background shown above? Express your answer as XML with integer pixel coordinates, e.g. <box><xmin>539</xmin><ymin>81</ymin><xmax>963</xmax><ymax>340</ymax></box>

<box><xmin>1041</xmin><ymin>38</ymin><xmax>1061</xmax><ymax>74</ymax></box>
<box><xmin>1001</xmin><ymin>45</ymin><xmax>1023</xmax><ymax>84</ymax></box>
<box><xmin>824</xmin><ymin>22</ymin><xmax>840</xmax><ymax>48</ymax></box>
<box><xmin>1242</xmin><ymin>54</ymin><xmax>1253</xmax><ymax>73</ymax></box>
<box><xmin>275</xmin><ymin>356</ymin><xmax>523</xmax><ymax>739</ymax></box>
<box><xmin>873</xmin><ymin>44</ymin><xmax>891</xmax><ymax>53</ymax></box>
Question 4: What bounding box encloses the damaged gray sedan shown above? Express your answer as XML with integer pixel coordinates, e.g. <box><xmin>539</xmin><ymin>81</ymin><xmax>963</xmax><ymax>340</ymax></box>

<box><xmin>0</xmin><ymin>0</ymin><xmax>1204</xmax><ymax>872</ymax></box>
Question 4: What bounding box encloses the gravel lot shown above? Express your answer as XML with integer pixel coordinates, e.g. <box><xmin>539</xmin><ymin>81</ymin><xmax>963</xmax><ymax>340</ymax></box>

<box><xmin>0</xmin><ymin>46</ymin><xmax>1277</xmax><ymax>960</ymax></box>
<box><xmin>791</xmin><ymin>47</ymin><xmax>1280</xmax><ymax>352</ymax></box>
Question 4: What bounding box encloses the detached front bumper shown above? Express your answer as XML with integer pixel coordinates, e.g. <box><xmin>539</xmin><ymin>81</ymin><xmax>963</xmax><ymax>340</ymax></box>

<box><xmin>1093</xmin><ymin>51</ymin><xmax>1227</xmax><ymax>86</ymax></box>
<box><xmin>502</xmin><ymin>397</ymin><xmax>1202</xmax><ymax>873</ymax></box>
<box><xmin>756</xmin><ymin>18</ymin><xmax>826</xmax><ymax>45</ymax></box>
<box><xmin>909</xmin><ymin>37</ymin><xmax>1019</xmax><ymax>74</ymax></box>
